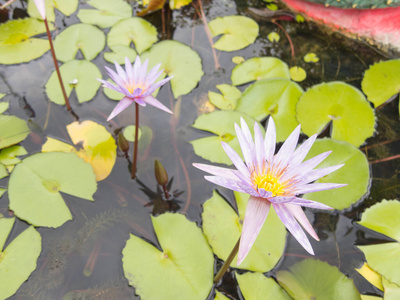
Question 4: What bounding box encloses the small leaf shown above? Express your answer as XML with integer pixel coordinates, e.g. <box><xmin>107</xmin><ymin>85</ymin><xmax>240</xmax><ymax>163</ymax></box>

<box><xmin>304</xmin><ymin>52</ymin><xmax>319</xmax><ymax>63</ymax></box>
<box><xmin>215</xmin><ymin>291</ymin><xmax>230</xmax><ymax>300</ymax></box>
<box><xmin>383</xmin><ymin>277</ymin><xmax>400</xmax><ymax>300</ymax></box>
<box><xmin>0</xmin><ymin>145</ymin><xmax>27</xmax><ymax>166</ymax></box>
<box><xmin>208</xmin><ymin>84</ymin><xmax>241</xmax><ymax>110</ymax></box>
<box><xmin>267</xmin><ymin>3</ymin><xmax>278</xmax><ymax>10</ymax></box>
<box><xmin>232</xmin><ymin>56</ymin><xmax>245</xmax><ymax>64</ymax></box>
<box><xmin>0</xmin><ymin>115</ymin><xmax>30</xmax><ymax>150</ymax></box>
<box><xmin>0</xmin><ymin>102</ymin><xmax>9</xmax><ymax>114</ymax></box>
<box><xmin>169</xmin><ymin>0</ymin><xmax>192</xmax><ymax>9</ymax></box>
<box><xmin>28</xmin><ymin>0</ymin><xmax>78</xmax><ymax>22</ymax></box>
<box><xmin>0</xmin><ymin>163</ymin><xmax>7</xmax><ymax>179</ymax></box>
<box><xmin>268</xmin><ymin>32</ymin><xmax>280</xmax><ymax>42</ymax></box>
<box><xmin>289</xmin><ymin>66</ymin><xmax>306</xmax><ymax>82</ymax></box>
<box><xmin>209</xmin><ymin>16</ymin><xmax>259</xmax><ymax>52</ymax></box>
<box><xmin>296</xmin><ymin>15</ymin><xmax>305</xmax><ymax>22</ymax></box>
<box><xmin>123</xmin><ymin>125</ymin><xmax>143</xmax><ymax>142</ymax></box>
<box><xmin>122</xmin><ymin>213</ymin><xmax>214</xmax><ymax>300</ymax></box>
<box><xmin>45</xmin><ymin>60</ymin><xmax>102</xmax><ymax>105</ymax></box>
<box><xmin>231</xmin><ymin>57</ymin><xmax>290</xmax><ymax>86</ymax></box>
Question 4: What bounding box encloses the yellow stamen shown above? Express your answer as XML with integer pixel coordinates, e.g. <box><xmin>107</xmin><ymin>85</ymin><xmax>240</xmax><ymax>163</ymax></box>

<box><xmin>251</xmin><ymin>171</ymin><xmax>286</xmax><ymax>197</ymax></box>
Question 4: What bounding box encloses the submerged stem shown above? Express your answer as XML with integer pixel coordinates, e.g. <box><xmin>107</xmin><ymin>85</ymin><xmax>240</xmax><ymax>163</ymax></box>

<box><xmin>214</xmin><ymin>237</ymin><xmax>240</xmax><ymax>283</ymax></box>
<box><xmin>131</xmin><ymin>103</ymin><xmax>139</xmax><ymax>179</ymax></box>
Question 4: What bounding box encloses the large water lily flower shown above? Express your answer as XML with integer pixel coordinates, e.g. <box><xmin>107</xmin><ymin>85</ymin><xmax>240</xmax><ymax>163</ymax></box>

<box><xmin>194</xmin><ymin>118</ymin><xmax>346</xmax><ymax>265</ymax></box>
<box><xmin>98</xmin><ymin>56</ymin><xmax>173</xmax><ymax>121</ymax></box>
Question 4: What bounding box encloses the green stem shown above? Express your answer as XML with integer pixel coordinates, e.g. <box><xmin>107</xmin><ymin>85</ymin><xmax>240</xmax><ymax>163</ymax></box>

<box><xmin>131</xmin><ymin>103</ymin><xmax>139</xmax><ymax>179</ymax></box>
<box><xmin>214</xmin><ymin>237</ymin><xmax>240</xmax><ymax>283</ymax></box>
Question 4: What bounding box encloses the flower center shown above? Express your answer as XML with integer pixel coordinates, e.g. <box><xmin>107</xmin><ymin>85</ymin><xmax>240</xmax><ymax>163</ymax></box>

<box><xmin>251</xmin><ymin>171</ymin><xmax>285</xmax><ymax>197</ymax></box>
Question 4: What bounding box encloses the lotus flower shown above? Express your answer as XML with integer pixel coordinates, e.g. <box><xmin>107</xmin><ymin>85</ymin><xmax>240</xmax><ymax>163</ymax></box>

<box><xmin>194</xmin><ymin>118</ymin><xmax>346</xmax><ymax>265</ymax></box>
<box><xmin>98</xmin><ymin>56</ymin><xmax>173</xmax><ymax>121</ymax></box>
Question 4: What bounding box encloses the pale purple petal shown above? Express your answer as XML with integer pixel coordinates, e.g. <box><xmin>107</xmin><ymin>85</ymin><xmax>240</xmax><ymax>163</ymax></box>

<box><xmin>288</xmin><ymin>197</ymin><xmax>333</xmax><ymax>210</ymax></box>
<box><xmin>273</xmin><ymin>203</ymin><xmax>314</xmax><ymax>255</ymax></box>
<box><xmin>138</xmin><ymin>59</ymin><xmax>149</xmax><ymax>84</ymax></box>
<box><xmin>297</xmin><ymin>164</ymin><xmax>344</xmax><ymax>185</ymax></box>
<box><xmin>114</xmin><ymin>62</ymin><xmax>127</xmax><ymax>82</ymax></box>
<box><xmin>237</xmin><ymin>182</ymin><xmax>260</xmax><ymax>197</ymax></box>
<box><xmin>285</xmin><ymin>204</ymin><xmax>319</xmax><ymax>241</ymax></box>
<box><xmin>295</xmin><ymin>183</ymin><xmax>347</xmax><ymax>194</ymax></box>
<box><xmin>132</xmin><ymin>56</ymin><xmax>142</xmax><ymax>79</ymax></box>
<box><xmin>240</xmin><ymin>118</ymin><xmax>255</xmax><ymax>149</ymax></box>
<box><xmin>105</xmin><ymin>66</ymin><xmax>126</xmax><ymax>88</ymax></box>
<box><xmin>146</xmin><ymin>63</ymin><xmax>162</xmax><ymax>83</ymax></box>
<box><xmin>264</xmin><ymin>117</ymin><xmax>276</xmax><ymax>164</ymax></box>
<box><xmin>268</xmin><ymin>196</ymin><xmax>296</xmax><ymax>204</ymax></box>
<box><xmin>132</xmin><ymin>88</ymin><xmax>143</xmax><ymax>97</ymax></box>
<box><xmin>237</xmin><ymin>196</ymin><xmax>271</xmax><ymax>265</ymax></box>
<box><xmin>145</xmin><ymin>76</ymin><xmax>173</xmax><ymax>96</ymax></box>
<box><xmin>107</xmin><ymin>97</ymin><xmax>134</xmax><ymax>121</ymax></box>
<box><xmin>204</xmin><ymin>176</ymin><xmax>254</xmax><ymax>195</ymax></box>
<box><xmin>290</xmin><ymin>134</ymin><xmax>317</xmax><ymax>168</ymax></box>
<box><xmin>135</xmin><ymin>96</ymin><xmax>146</xmax><ymax>106</ymax></box>
<box><xmin>33</xmin><ymin>0</ymin><xmax>46</xmax><ymax>19</ymax></box>
<box><xmin>254</xmin><ymin>122</ymin><xmax>265</xmax><ymax>173</ymax></box>
<box><xmin>235</xmin><ymin>123</ymin><xmax>255</xmax><ymax>169</ymax></box>
<box><xmin>192</xmin><ymin>163</ymin><xmax>237</xmax><ymax>180</ymax></box>
<box><xmin>275</xmin><ymin>125</ymin><xmax>301</xmax><ymax>168</ymax></box>
<box><xmin>221</xmin><ymin>142</ymin><xmax>251</xmax><ymax>178</ymax></box>
<box><xmin>257</xmin><ymin>188</ymin><xmax>273</xmax><ymax>199</ymax></box>
<box><xmin>125</xmin><ymin>57</ymin><xmax>134</xmax><ymax>86</ymax></box>
<box><xmin>143</xmin><ymin>95</ymin><xmax>172</xmax><ymax>114</ymax></box>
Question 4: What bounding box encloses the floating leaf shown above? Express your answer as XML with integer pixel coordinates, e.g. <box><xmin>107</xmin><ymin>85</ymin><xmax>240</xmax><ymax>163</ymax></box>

<box><xmin>304</xmin><ymin>53</ymin><xmax>319</xmax><ymax>63</ymax></box>
<box><xmin>122</xmin><ymin>213</ymin><xmax>213</xmax><ymax>300</ymax></box>
<box><xmin>289</xmin><ymin>66</ymin><xmax>306</xmax><ymax>82</ymax></box>
<box><xmin>0</xmin><ymin>145</ymin><xmax>27</xmax><ymax>166</ymax></box>
<box><xmin>296</xmin><ymin>82</ymin><xmax>376</xmax><ymax>146</ymax></box>
<box><xmin>191</xmin><ymin>110</ymin><xmax>262</xmax><ymax>165</ymax></box>
<box><xmin>236</xmin><ymin>78</ymin><xmax>303</xmax><ymax>142</ymax></box>
<box><xmin>0</xmin><ymin>188</ymin><xmax>5</xmax><ymax>198</ymax></box>
<box><xmin>232</xmin><ymin>56</ymin><xmax>245</xmax><ymax>64</ymax></box>
<box><xmin>0</xmin><ymin>18</ymin><xmax>54</xmax><ymax>65</ymax></box>
<box><xmin>45</xmin><ymin>60</ymin><xmax>102</xmax><ymax>105</ymax></box>
<box><xmin>53</xmin><ymin>24</ymin><xmax>105</xmax><ymax>62</ymax></box>
<box><xmin>267</xmin><ymin>3</ymin><xmax>278</xmax><ymax>10</ymax></box>
<box><xmin>208</xmin><ymin>16</ymin><xmax>259</xmax><ymax>52</ymax></box>
<box><xmin>276</xmin><ymin>259</ymin><xmax>360</xmax><ymax>300</ymax></box>
<box><xmin>383</xmin><ymin>277</ymin><xmax>400</xmax><ymax>300</ymax></box>
<box><xmin>0</xmin><ymin>102</ymin><xmax>9</xmax><ymax>114</ymax></box>
<box><xmin>0</xmin><ymin>163</ymin><xmax>7</xmax><ymax>179</ymax></box>
<box><xmin>303</xmin><ymin>138</ymin><xmax>369</xmax><ymax>210</ymax></box>
<box><xmin>169</xmin><ymin>0</ymin><xmax>192</xmax><ymax>9</ymax></box>
<box><xmin>42</xmin><ymin>121</ymin><xmax>116</xmax><ymax>181</ymax></box>
<box><xmin>361</xmin><ymin>59</ymin><xmax>400</xmax><ymax>107</ymax></box>
<box><xmin>9</xmin><ymin>152</ymin><xmax>97</xmax><ymax>228</ymax></box>
<box><xmin>0</xmin><ymin>94</ymin><xmax>5</xmax><ymax>99</ymax></box>
<box><xmin>104</xmin><ymin>17</ymin><xmax>157</xmax><ymax>64</ymax></box>
<box><xmin>357</xmin><ymin>200</ymin><xmax>400</xmax><ymax>286</ymax></box>
<box><xmin>123</xmin><ymin>125</ymin><xmax>143</xmax><ymax>142</ymax></box>
<box><xmin>202</xmin><ymin>191</ymin><xmax>286</xmax><ymax>272</ymax></box>
<box><xmin>231</xmin><ymin>57</ymin><xmax>290</xmax><ymax>86</ymax></box>
<box><xmin>215</xmin><ymin>291</ymin><xmax>230</xmax><ymax>300</ymax></box>
<box><xmin>296</xmin><ymin>15</ymin><xmax>305</xmax><ymax>22</ymax></box>
<box><xmin>355</xmin><ymin>263</ymin><xmax>383</xmax><ymax>291</ymax></box>
<box><xmin>141</xmin><ymin>40</ymin><xmax>203</xmax><ymax>98</ymax></box>
<box><xmin>77</xmin><ymin>0</ymin><xmax>132</xmax><ymax>28</ymax></box>
<box><xmin>28</xmin><ymin>0</ymin><xmax>78</xmax><ymax>22</ymax></box>
<box><xmin>0</xmin><ymin>115</ymin><xmax>30</xmax><ymax>150</ymax></box>
<box><xmin>0</xmin><ymin>218</ymin><xmax>41</xmax><ymax>299</ymax></box>
<box><xmin>208</xmin><ymin>84</ymin><xmax>241</xmax><ymax>110</ymax></box>
<box><xmin>268</xmin><ymin>32</ymin><xmax>280</xmax><ymax>42</ymax></box>
<box><xmin>236</xmin><ymin>272</ymin><xmax>291</xmax><ymax>300</ymax></box>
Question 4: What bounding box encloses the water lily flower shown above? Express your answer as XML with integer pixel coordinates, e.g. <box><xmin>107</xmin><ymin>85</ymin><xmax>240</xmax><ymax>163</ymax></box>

<box><xmin>98</xmin><ymin>56</ymin><xmax>173</xmax><ymax>121</ymax></box>
<box><xmin>33</xmin><ymin>0</ymin><xmax>46</xmax><ymax>19</ymax></box>
<box><xmin>194</xmin><ymin>118</ymin><xmax>346</xmax><ymax>265</ymax></box>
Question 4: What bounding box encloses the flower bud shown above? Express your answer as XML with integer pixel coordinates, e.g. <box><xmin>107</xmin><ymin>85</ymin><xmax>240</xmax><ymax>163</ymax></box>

<box><xmin>154</xmin><ymin>159</ymin><xmax>168</xmax><ymax>186</ymax></box>
<box><xmin>117</xmin><ymin>131</ymin><xmax>129</xmax><ymax>153</ymax></box>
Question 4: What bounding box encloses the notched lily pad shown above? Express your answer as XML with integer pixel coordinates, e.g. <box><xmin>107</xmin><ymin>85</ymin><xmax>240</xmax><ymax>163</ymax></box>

<box><xmin>208</xmin><ymin>84</ymin><xmax>241</xmax><ymax>110</ymax></box>
<box><xmin>0</xmin><ymin>115</ymin><xmax>30</xmax><ymax>150</ymax></box>
<box><xmin>290</xmin><ymin>66</ymin><xmax>306</xmax><ymax>82</ymax></box>
<box><xmin>122</xmin><ymin>213</ymin><xmax>213</xmax><ymax>300</ymax></box>
<box><xmin>8</xmin><ymin>152</ymin><xmax>97</xmax><ymax>228</ymax></box>
<box><xmin>0</xmin><ymin>145</ymin><xmax>27</xmax><ymax>167</ymax></box>
<box><xmin>28</xmin><ymin>0</ymin><xmax>79</xmax><ymax>22</ymax></box>
<box><xmin>45</xmin><ymin>60</ymin><xmax>102</xmax><ymax>105</ymax></box>
<box><xmin>202</xmin><ymin>191</ymin><xmax>286</xmax><ymax>272</ymax></box>
<box><xmin>208</xmin><ymin>16</ymin><xmax>259</xmax><ymax>52</ymax></box>
<box><xmin>0</xmin><ymin>217</ymin><xmax>41</xmax><ymax>300</ymax></box>
<box><xmin>231</xmin><ymin>57</ymin><xmax>290</xmax><ymax>86</ymax></box>
<box><xmin>296</xmin><ymin>81</ymin><xmax>376</xmax><ymax>147</ymax></box>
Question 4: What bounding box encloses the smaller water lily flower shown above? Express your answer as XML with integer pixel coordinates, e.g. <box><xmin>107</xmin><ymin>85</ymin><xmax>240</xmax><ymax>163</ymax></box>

<box><xmin>194</xmin><ymin>118</ymin><xmax>346</xmax><ymax>265</ymax></box>
<box><xmin>98</xmin><ymin>56</ymin><xmax>173</xmax><ymax>121</ymax></box>
<box><xmin>33</xmin><ymin>0</ymin><xmax>46</xmax><ymax>19</ymax></box>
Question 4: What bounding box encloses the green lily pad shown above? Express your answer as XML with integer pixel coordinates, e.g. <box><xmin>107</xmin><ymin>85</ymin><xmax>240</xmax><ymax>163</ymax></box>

<box><xmin>383</xmin><ymin>278</ymin><xmax>400</xmax><ymax>300</ymax></box>
<box><xmin>276</xmin><ymin>259</ymin><xmax>360</xmax><ymax>300</ymax></box>
<box><xmin>190</xmin><ymin>110</ymin><xmax>262</xmax><ymax>165</ymax></box>
<box><xmin>104</xmin><ymin>17</ymin><xmax>157</xmax><ymax>64</ymax></box>
<box><xmin>0</xmin><ymin>218</ymin><xmax>41</xmax><ymax>300</ymax></box>
<box><xmin>8</xmin><ymin>152</ymin><xmax>97</xmax><ymax>228</ymax></box>
<box><xmin>0</xmin><ymin>145</ymin><xmax>27</xmax><ymax>166</ymax></box>
<box><xmin>53</xmin><ymin>24</ymin><xmax>105</xmax><ymax>62</ymax></box>
<box><xmin>361</xmin><ymin>59</ymin><xmax>400</xmax><ymax>108</ymax></box>
<box><xmin>45</xmin><ymin>60</ymin><xmax>102</xmax><ymax>105</ymax></box>
<box><xmin>0</xmin><ymin>94</ymin><xmax>5</xmax><ymax>100</ymax></box>
<box><xmin>235</xmin><ymin>78</ymin><xmax>303</xmax><ymax>142</ymax></box>
<box><xmin>202</xmin><ymin>191</ymin><xmax>286</xmax><ymax>272</ymax></box>
<box><xmin>28</xmin><ymin>0</ymin><xmax>78</xmax><ymax>22</ymax></box>
<box><xmin>208</xmin><ymin>15</ymin><xmax>259</xmax><ymax>52</ymax></box>
<box><xmin>141</xmin><ymin>40</ymin><xmax>203</xmax><ymax>99</ymax></box>
<box><xmin>122</xmin><ymin>213</ymin><xmax>213</xmax><ymax>300</ymax></box>
<box><xmin>77</xmin><ymin>0</ymin><xmax>132</xmax><ymax>28</ymax></box>
<box><xmin>0</xmin><ymin>102</ymin><xmax>9</xmax><ymax>114</ymax></box>
<box><xmin>357</xmin><ymin>200</ymin><xmax>400</xmax><ymax>286</ymax></box>
<box><xmin>123</xmin><ymin>125</ymin><xmax>143</xmax><ymax>142</ymax></box>
<box><xmin>303</xmin><ymin>138</ymin><xmax>369</xmax><ymax>210</ymax></box>
<box><xmin>268</xmin><ymin>32</ymin><xmax>280</xmax><ymax>42</ymax></box>
<box><xmin>0</xmin><ymin>163</ymin><xmax>7</xmax><ymax>179</ymax></box>
<box><xmin>304</xmin><ymin>53</ymin><xmax>319</xmax><ymax>63</ymax></box>
<box><xmin>103</xmin><ymin>79</ymin><xmax>123</xmax><ymax>100</ymax></box>
<box><xmin>0</xmin><ymin>188</ymin><xmax>5</xmax><ymax>198</ymax></box>
<box><xmin>231</xmin><ymin>57</ymin><xmax>290</xmax><ymax>86</ymax></box>
<box><xmin>0</xmin><ymin>115</ymin><xmax>30</xmax><ymax>150</ymax></box>
<box><xmin>290</xmin><ymin>66</ymin><xmax>306</xmax><ymax>82</ymax></box>
<box><xmin>215</xmin><ymin>291</ymin><xmax>229</xmax><ymax>300</ymax></box>
<box><xmin>0</xmin><ymin>18</ymin><xmax>54</xmax><ymax>65</ymax></box>
<box><xmin>236</xmin><ymin>272</ymin><xmax>291</xmax><ymax>300</ymax></box>
<box><xmin>296</xmin><ymin>81</ymin><xmax>376</xmax><ymax>147</ymax></box>
<box><xmin>208</xmin><ymin>84</ymin><xmax>241</xmax><ymax>110</ymax></box>
<box><xmin>232</xmin><ymin>56</ymin><xmax>245</xmax><ymax>64</ymax></box>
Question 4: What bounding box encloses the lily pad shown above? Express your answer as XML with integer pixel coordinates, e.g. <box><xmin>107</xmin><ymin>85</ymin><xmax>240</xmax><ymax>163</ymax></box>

<box><xmin>304</xmin><ymin>53</ymin><xmax>319</xmax><ymax>63</ymax></box>
<box><xmin>208</xmin><ymin>84</ymin><xmax>241</xmax><ymax>110</ymax></box>
<box><xmin>215</xmin><ymin>291</ymin><xmax>229</xmax><ymax>300</ymax></box>
<box><xmin>0</xmin><ymin>218</ymin><xmax>41</xmax><ymax>300</ymax></box>
<box><xmin>383</xmin><ymin>278</ymin><xmax>400</xmax><ymax>300</ymax></box>
<box><xmin>77</xmin><ymin>0</ymin><xmax>132</xmax><ymax>28</ymax></box>
<box><xmin>231</xmin><ymin>57</ymin><xmax>290</xmax><ymax>86</ymax></box>
<box><xmin>103</xmin><ymin>79</ymin><xmax>124</xmax><ymax>100</ymax></box>
<box><xmin>296</xmin><ymin>82</ymin><xmax>376</xmax><ymax>147</ymax></box>
<box><xmin>202</xmin><ymin>191</ymin><xmax>286</xmax><ymax>272</ymax></box>
<box><xmin>42</xmin><ymin>121</ymin><xmax>117</xmax><ymax>181</ymax></box>
<box><xmin>268</xmin><ymin>32</ymin><xmax>280</xmax><ymax>42</ymax></box>
<box><xmin>357</xmin><ymin>200</ymin><xmax>400</xmax><ymax>286</ymax></box>
<box><xmin>208</xmin><ymin>15</ymin><xmax>259</xmax><ymax>52</ymax></box>
<box><xmin>232</xmin><ymin>56</ymin><xmax>245</xmax><ymax>64</ymax></box>
<box><xmin>0</xmin><ymin>145</ymin><xmax>27</xmax><ymax>166</ymax></box>
<box><xmin>141</xmin><ymin>40</ymin><xmax>203</xmax><ymax>99</ymax></box>
<box><xmin>122</xmin><ymin>213</ymin><xmax>213</xmax><ymax>300</ymax></box>
<box><xmin>28</xmin><ymin>0</ymin><xmax>78</xmax><ymax>22</ymax></box>
<box><xmin>236</xmin><ymin>272</ymin><xmax>291</xmax><ymax>300</ymax></box>
<box><xmin>290</xmin><ymin>66</ymin><xmax>306</xmax><ymax>82</ymax></box>
<box><xmin>45</xmin><ymin>60</ymin><xmax>102</xmax><ymax>105</ymax></box>
<box><xmin>53</xmin><ymin>24</ymin><xmax>105</xmax><ymax>62</ymax></box>
<box><xmin>276</xmin><ymin>259</ymin><xmax>360</xmax><ymax>300</ymax></box>
<box><xmin>0</xmin><ymin>18</ymin><xmax>54</xmax><ymax>65</ymax></box>
<box><xmin>123</xmin><ymin>125</ymin><xmax>143</xmax><ymax>142</ymax></box>
<box><xmin>191</xmin><ymin>110</ymin><xmax>262</xmax><ymax>165</ymax></box>
<box><xmin>0</xmin><ymin>163</ymin><xmax>7</xmax><ymax>179</ymax></box>
<box><xmin>8</xmin><ymin>152</ymin><xmax>97</xmax><ymax>228</ymax></box>
<box><xmin>361</xmin><ymin>59</ymin><xmax>400</xmax><ymax>107</ymax></box>
<box><xmin>235</xmin><ymin>78</ymin><xmax>303</xmax><ymax>142</ymax></box>
<box><xmin>303</xmin><ymin>138</ymin><xmax>369</xmax><ymax>210</ymax></box>
<box><xmin>0</xmin><ymin>188</ymin><xmax>6</xmax><ymax>198</ymax></box>
<box><xmin>0</xmin><ymin>115</ymin><xmax>30</xmax><ymax>150</ymax></box>
<box><xmin>0</xmin><ymin>102</ymin><xmax>9</xmax><ymax>114</ymax></box>
<box><xmin>104</xmin><ymin>17</ymin><xmax>157</xmax><ymax>64</ymax></box>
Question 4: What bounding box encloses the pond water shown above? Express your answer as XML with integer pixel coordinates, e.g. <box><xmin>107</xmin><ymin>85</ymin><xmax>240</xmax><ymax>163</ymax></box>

<box><xmin>0</xmin><ymin>0</ymin><xmax>399</xmax><ymax>299</ymax></box>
